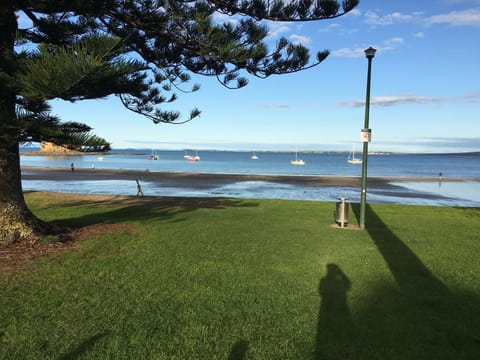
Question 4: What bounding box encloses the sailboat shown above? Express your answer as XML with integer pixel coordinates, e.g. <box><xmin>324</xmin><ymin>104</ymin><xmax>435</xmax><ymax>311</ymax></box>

<box><xmin>347</xmin><ymin>145</ymin><xmax>362</xmax><ymax>164</ymax></box>
<box><xmin>251</xmin><ymin>150</ymin><xmax>258</xmax><ymax>160</ymax></box>
<box><xmin>290</xmin><ymin>147</ymin><xmax>305</xmax><ymax>166</ymax></box>
<box><xmin>148</xmin><ymin>149</ymin><xmax>159</xmax><ymax>160</ymax></box>
<box><xmin>185</xmin><ymin>150</ymin><xmax>200</xmax><ymax>162</ymax></box>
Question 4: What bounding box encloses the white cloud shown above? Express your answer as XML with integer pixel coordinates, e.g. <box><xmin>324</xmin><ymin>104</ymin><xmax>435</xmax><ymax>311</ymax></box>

<box><xmin>289</xmin><ymin>34</ymin><xmax>311</xmax><ymax>46</ymax></box>
<box><xmin>317</xmin><ymin>23</ymin><xmax>342</xmax><ymax>33</ymax></box>
<box><xmin>364</xmin><ymin>10</ymin><xmax>421</xmax><ymax>26</ymax></box>
<box><xmin>332</xmin><ymin>37</ymin><xmax>403</xmax><ymax>58</ymax></box>
<box><xmin>267</xmin><ymin>22</ymin><xmax>292</xmax><ymax>38</ymax></box>
<box><xmin>341</xmin><ymin>92</ymin><xmax>480</xmax><ymax>107</ymax></box>
<box><xmin>348</xmin><ymin>8</ymin><xmax>362</xmax><ymax>17</ymax></box>
<box><xmin>464</xmin><ymin>91</ymin><xmax>480</xmax><ymax>103</ymax></box>
<box><xmin>384</xmin><ymin>37</ymin><xmax>404</xmax><ymax>46</ymax></box>
<box><xmin>413</xmin><ymin>32</ymin><xmax>425</xmax><ymax>38</ymax></box>
<box><xmin>256</xmin><ymin>103</ymin><xmax>292</xmax><ymax>109</ymax></box>
<box><xmin>364</xmin><ymin>8</ymin><xmax>480</xmax><ymax>27</ymax></box>
<box><xmin>420</xmin><ymin>137</ymin><xmax>480</xmax><ymax>150</ymax></box>
<box><xmin>426</xmin><ymin>8</ymin><xmax>480</xmax><ymax>26</ymax></box>
<box><xmin>371</xmin><ymin>95</ymin><xmax>432</xmax><ymax>106</ymax></box>
<box><xmin>331</xmin><ymin>47</ymin><xmax>365</xmax><ymax>58</ymax></box>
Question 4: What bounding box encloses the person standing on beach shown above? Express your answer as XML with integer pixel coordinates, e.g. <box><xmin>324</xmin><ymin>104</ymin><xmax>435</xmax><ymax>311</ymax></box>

<box><xmin>136</xmin><ymin>179</ymin><xmax>144</xmax><ymax>197</ymax></box>
<box><xmin>70</xmin><ymin>163</ymin><xmax>75</xmax><ymax>172</ymax></box>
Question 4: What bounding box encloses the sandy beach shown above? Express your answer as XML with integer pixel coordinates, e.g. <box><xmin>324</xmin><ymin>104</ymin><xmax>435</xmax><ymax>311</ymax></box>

<box><xmin>21</xmin><ymin>166</ymin><xmax>467</xmax><ymax>190</ymax></box>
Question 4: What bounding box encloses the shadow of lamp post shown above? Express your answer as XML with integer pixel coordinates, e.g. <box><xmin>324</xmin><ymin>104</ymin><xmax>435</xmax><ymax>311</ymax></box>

<box><xmin>359</xmin><ymin>46</ymin><xmax>376</xmax><ymax>229</ymax></box>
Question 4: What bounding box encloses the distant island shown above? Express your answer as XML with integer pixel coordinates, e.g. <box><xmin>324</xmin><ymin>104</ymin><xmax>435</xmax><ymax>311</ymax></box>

<box><xmin>40</xmin><ymin>142</ymin><xmax>82</xmax><ymax>154</ymax></box>
<box><xmin>21</xmin><ymin>142</ymin><xmax>109</xmax><ymax>156</ymax></box>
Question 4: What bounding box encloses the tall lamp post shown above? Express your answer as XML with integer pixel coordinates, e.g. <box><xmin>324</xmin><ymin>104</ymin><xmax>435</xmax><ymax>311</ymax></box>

<box><xmin>359</xmin><ymin>46</ymin><xmax>376</xmax><ymax>229</ymax></box>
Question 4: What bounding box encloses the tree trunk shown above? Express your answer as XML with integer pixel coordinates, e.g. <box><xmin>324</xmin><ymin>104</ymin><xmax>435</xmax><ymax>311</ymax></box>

<box><xmin>0</xmin><ymin>143</ymin><xmax>45</xmax><ymax>246</ymax></box>
<box><xmin>0</xmin><ymin>2</ymin><xmax>45</xmax><ymax>245</ymax></box>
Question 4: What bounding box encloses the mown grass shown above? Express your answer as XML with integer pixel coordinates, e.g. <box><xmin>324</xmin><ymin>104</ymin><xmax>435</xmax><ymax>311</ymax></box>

<box><xmin>1</xmin><ymin>191</ymin><xmax>479</xmax><ymax>359</ymax></box>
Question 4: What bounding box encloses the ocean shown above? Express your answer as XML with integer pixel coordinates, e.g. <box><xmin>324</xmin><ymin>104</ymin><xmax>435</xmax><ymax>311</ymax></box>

<box><xmin>20</xmin><ymin>149</ymin><xmax>480</xmax><ymax>207</ymax></box>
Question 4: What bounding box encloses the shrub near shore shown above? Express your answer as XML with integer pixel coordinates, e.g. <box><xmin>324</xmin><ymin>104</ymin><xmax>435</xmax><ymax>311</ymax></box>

<box><xmin>1</xmin><ymin>192</ymin><xmax>479</xmax><ymax>359</ymax></box>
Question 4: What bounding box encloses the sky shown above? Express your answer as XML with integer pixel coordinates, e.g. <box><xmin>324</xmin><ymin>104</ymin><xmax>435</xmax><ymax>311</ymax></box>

<box><xmin>27</xmin><ymin>1</ymin><xmax>480</xmax><ymax>153</ymax></box>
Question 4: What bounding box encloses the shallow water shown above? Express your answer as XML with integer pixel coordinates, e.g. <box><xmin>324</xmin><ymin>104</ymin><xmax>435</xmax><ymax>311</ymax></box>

<box><xmin>21</xmin><ymin>177</ymin><xmax>480</xmax><ymax>207</ymax></box>
<box><xmin>21</xmin><ymin>149</ymin><xmax>480</xmax><ymax>178</ymax></box>
<box><xmin>21</xmin><ymin>150</ymin><xmax>480</xmax><ymax>207</ymax></box>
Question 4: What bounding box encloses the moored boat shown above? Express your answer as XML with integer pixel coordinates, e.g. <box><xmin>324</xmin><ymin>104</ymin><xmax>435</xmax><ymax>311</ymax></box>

<box><xmin>290</xmin><ymin>147</ymin><xmax>305</xmax><ymax>165</ymax></box>
<box><xmin>347</xmin><ymin>145</ymin><xmax>362</xmax><ymax>164</ymax></box>
<box><xmin>148</xmin><ymin>149</ymin><xmax>159</xmax><ymax>160</ymax></box>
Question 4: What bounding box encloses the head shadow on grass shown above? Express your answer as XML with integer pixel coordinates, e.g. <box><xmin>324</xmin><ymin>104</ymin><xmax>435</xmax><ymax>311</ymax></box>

<box><xmin>227</xmin><ymin>339</ymin><xmax>249</xmax><ymax>360</ymax></box>
<box><xmin>57</xmin><ymin>331</ymin><xmax>109</xmax><ymax>360</ymax></box>
<box><xmin>312</xmin><ymin>204</ymin><xmax>480</xmax><ymax>359</ymax></box>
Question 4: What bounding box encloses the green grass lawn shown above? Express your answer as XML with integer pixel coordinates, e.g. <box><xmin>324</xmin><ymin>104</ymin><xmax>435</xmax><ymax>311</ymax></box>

<box><xmin>1</xmin><ymin>191</ymin><xmax>479</xmax><ymax>359</ymax></box>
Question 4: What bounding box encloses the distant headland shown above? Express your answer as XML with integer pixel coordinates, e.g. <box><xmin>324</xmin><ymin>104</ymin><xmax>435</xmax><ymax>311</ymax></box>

<box><xmin>21</xmin><ymin>142</ymin><xmax>106</xmax><ymax>156</ymax></box>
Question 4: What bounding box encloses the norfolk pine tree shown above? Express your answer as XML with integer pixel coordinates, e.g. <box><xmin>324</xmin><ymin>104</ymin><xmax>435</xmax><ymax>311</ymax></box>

<box><xmin>0</xmin><ymin>0</ymin><xmax>359</xmax><ymax>245</ymax></box>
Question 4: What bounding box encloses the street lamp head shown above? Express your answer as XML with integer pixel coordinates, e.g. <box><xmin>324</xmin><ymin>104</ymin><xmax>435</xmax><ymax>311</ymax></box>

<box><xmin>364</xmin><ymin>47</ymin><xmax>376</xmax><ymax>59</ymax></box>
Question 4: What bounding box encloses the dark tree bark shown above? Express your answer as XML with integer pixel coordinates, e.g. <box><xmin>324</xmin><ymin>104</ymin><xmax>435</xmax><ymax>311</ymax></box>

<box><xmin>0</xmin><ymin>144</ymin><xmax>46</xmax><ymax>245</ymax></box>
<box><xmin>0</xmin><ymin>2</ymin><xmax>44</xmax><ymax>245</ymax></box>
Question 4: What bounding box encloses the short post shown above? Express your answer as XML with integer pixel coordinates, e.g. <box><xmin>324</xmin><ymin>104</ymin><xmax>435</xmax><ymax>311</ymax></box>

<box><xmin>136</xmin><ymin>179</ymin><xmax>144</xmax><ymax>197</ymax></box>
<box><xmin>335</xmin><ymin>197</ymin><xmax>349</xmax><ymax>228</ymax></box>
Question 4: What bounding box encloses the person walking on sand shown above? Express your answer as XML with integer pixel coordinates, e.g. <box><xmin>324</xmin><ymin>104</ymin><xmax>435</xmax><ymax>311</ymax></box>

<box><xmin>136</xmin><ymin>179</ymin><xmax>144</xmax><ymax>197</ymax></box>
<box><xmin>70</xmin><ymin>163</ymin><xmax>75</xmax><ymax>172</ymax></box>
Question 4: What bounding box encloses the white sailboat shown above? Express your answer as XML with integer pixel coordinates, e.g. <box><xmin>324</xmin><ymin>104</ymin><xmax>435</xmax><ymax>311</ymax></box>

<box><xmin>347</xmin><ymin>145</ymin><xmax>362</xmax><ymax>164</ymax></box>
<box><xmin>186</xmin><ymin>150</ymin><xmax>200</xmax><ymax>162</ymax></box>
<box><xmin>251</xmin><ymin>150</ymin><xmax>258</xmax><ymax>160</ymax></box>
<box><xmin>290</xmin><ymin>147</ymin><xmax>305</xmax><ymax>166</ymax></box>
<box><xmin>148</xmin><ymin>149</ymin><xmax>159</xmax><ymax>160</ymax></box>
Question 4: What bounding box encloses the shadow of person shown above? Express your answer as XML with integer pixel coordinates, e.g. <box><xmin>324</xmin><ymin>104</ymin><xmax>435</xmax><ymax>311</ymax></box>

<box><xmin>314</xmin><ymin>264</ymin><xmax>353</xmax><ymax>360</ymax></box>
<box><xmin>57</xmin><ymin>332</ymin><xmax>109</xmax><ymax>360</ymax></box>
<box><xmin>227</xmin><ymin>339</ymin><xmax>249</xmax><ymax>360</ymax></box>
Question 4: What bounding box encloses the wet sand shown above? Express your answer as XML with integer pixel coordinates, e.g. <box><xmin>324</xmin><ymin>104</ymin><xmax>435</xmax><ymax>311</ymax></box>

<box><xmin>21</xmin><ymin>166</ymin><xmax>467</xmax><ymax>191</ymax></box>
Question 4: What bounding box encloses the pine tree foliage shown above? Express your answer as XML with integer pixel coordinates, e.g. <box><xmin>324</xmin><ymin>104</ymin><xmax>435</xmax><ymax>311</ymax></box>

<box><xmin>11</xmin><ymin>0</ymin><xmax>359</xmax><ymax>125</ymax></box>
<box><xmin>66</xmin><ymin>133</ymin><xmax>112</xmax><ymax>152</ymax></box>
<box><xmin>0</xmin><ymin>0</ymin><xmax>359</xmax><ymax>243</ymax></box>
<box><xmin>18</xmin><ymin>36</ymin><xmax>147</xmax><ymax>101</ymax></box>
<box><xmin>17</xmin><ymin>100</ymin><xmax>111</xmax><ymax>152</ymax></box>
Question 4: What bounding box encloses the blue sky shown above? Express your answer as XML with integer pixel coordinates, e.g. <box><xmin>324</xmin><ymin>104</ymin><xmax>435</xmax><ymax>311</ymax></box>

<box><xmin>40</xmin><ymin>1</ymin><xmax>480</xmax><ymax>152</ymax></box>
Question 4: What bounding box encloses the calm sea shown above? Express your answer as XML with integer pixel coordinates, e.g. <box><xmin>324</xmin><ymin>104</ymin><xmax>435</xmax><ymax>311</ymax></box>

<box><xmin>20</xmin><ymin>149</ymin><xmax>480</xmax><ymax>206</ymax></box>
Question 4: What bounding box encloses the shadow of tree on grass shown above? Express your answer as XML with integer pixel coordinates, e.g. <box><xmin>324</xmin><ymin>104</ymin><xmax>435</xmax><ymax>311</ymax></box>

<box><xmin>29</xmin><ymin>193</ymin><xmax>259</xmax><ymax>234</ymax></box>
